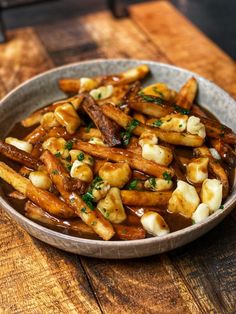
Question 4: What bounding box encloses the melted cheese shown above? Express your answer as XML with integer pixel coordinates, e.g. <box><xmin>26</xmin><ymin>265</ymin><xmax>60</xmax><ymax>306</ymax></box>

<box><xmin>201</xmin><ymin>178</ymin><xmax>222</xmax><ymax>213</ymax></box>
<box><xmin>5</xmin><ymin>137</ymin><xmax>33</xmax><ymax>153</ymax></box>
<box><xmin>141</xmin><ymin>211</ymin><xmax>169</xmax><ymax>236</ymax></box>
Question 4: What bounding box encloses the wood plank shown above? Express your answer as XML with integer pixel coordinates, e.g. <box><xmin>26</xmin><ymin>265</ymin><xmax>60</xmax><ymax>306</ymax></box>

<box><xmin>130</xmin><ymin>1</ymin><xmax>236</xmax><ymax>98</ymax></box>
<box><xmin>0</xmin><ymin>28</ymin><xmax>101</xmax><ymax>314</ymax></box>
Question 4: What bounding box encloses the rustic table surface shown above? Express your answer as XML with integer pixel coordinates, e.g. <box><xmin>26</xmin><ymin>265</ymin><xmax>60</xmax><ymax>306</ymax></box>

<box><xmin>0</xmin><ymin>1</ymin><xmax>235</xmax><ymax>313</ymax></box>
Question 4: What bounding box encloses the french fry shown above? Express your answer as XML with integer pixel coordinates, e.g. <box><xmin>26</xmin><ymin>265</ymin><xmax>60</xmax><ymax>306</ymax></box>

<box><xmin>121</xmin><ymin>190</ymin><xmax>172</xmax><ymax>207</ymax></box>
<box><xmin>101</xmin><ymin>104</ymin><xmax>204</xmax><ymax>147</ymax></box>
<box><xmin>0</xmin><ymin>140</ymin><xmax>42</xmax><ymax>169</ymax></box>
<box><xmin>174</xmin><ymin>77</ymin><xmax>197</xmax><ymax>109</ymax></box>
<box><xmin>24</xmin><ymin>126</ymin><xmax>46</xmax><ymax>144</ymax></box>
<box><xmin>0</xmin><ymin>161</ymin><xmax>75</xmax><ymax>218</ymax></box>
<box><xmin>25</xmin><ymin>201</ymin><xmax>95</xmax><ymax>237</ymax></box>
<box><xmin>210</xmin><ymin>138</ymin><xmax>236</xmax><ymax>166</ymax></box>
<box><xmin>76</xmin><ymin>127</ymin><xmax>102</xmax><ymax>141</ymax></box>
<box><xmin>194</xmin><ymin>146</ymin><xmax>229</xmax><ymax>198</ymax></box>
<box><xmin>74</xmin><ymin>140</ymin><xmax>174</xmax><ymax>178</ymax></box>
<box><xmin>45</xmin><ymin>126</ymin><xmax>73</xmax><ymax>140</ymax></box>
<box><xmin>113</xmin><ymin>224</ymin><xmax>146</xmax><ymax>240</ymax></box>
<box><xmin>40</xmin><ymin>150</ymin><xmax>115</xmax><ymax>240</ymax></box>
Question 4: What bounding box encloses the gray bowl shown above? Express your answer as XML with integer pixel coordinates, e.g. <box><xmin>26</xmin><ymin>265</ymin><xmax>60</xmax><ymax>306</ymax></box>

<box><xmin>0</xmin><ymin>59</ymin><xmax>235</xmax><ymax>259</ymax></box>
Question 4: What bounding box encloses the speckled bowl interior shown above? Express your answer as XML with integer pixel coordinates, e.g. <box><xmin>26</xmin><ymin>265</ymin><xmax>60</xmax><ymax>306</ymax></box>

<box><xmin>0</xmin><ymin>59</ymin><xmax>235</xmax><ymax>259</ymax></box>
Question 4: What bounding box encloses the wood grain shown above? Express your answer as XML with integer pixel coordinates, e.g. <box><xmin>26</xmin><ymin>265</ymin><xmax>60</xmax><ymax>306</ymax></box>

<box><xmin>0</xmin><ymin>1</ymin><xmax>235</xmax><ymax>313</ymax></box>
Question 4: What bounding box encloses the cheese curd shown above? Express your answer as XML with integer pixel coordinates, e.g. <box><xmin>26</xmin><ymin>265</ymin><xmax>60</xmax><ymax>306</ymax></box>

<box><xmin>186</xmin><ymin>157</ymin><xmax>209</xmax><ymax>184</ymax></box>
<box><xmin>70</xmin><ymin>160</ymin><xmax>93</xmax><ymax>182</ymax></box>
<box><xmin>122</xmin><ymin>64</ymin><xmax>149</xmax><ymax>81</ymax></box>
<box><xmin>97</xmin><ymin>187</ymin><xmax>127</xmax><ymax>223</ymax></box>
<box><xmin>141</xmin><ymin>83</ymin><xmax>171</xmax><ymax>100</ymax></box>
<box><xmin>141</xmin><ymin>211</ymin><xmax>169</xmax><ymax>236</ymax></box>
<box><xmin>98</xmin><ymin>162</ymin><xmax>131</xmax><ymax>188</ymax></box>
<box><xmin>40</xmin><ymin>112</ymin><xmax>60</xmax><ymax>130</ymax></box>
<box><xmin>192</xmin><ymin>203</ymin><xmax>210</xmax><ymax>223</ymax></box>
<box><xmin>168</xmin><ymin>180</ymin><xmax>200</xmax><ymax>218</ymax></box>
<box><xmin>90</xmin><ymin>85</ymin><xmax>113</xmax><ymax>100</ymax></box>
<box><xmin>79</xmin><ymin>77</ymin><xmax>99</xmax><ymax>93</ymax></box>
<box><xmin>209</xmin><ymin>148</ymin><xmax>221</xmax><ymax>160</ymax></box>
<box><xmin>201</xmin><ymin>178</ymin><xmax>222</xmax><ymax>213</ymax></box>
<box><xmin>54</xmin><ymin>103</ymin><xmax>81</xmax><ymax>134</ymax></box>
<box><xmin>89</xmin><ymin>137</ymin><xmax>107</xmax><ymax>146</ymax></box>
<box><xmin>138</xmin><ymin>131</ymin><xmax>158</xmax><ymax>147</ymax></box>
<box><xmin>91</xmin><ymin>179</ymin><xmax>110</xmax><ymax>202</ymax></box>
<box><xmin>42</xmin><ymin>137</ymin><xmax>69</xmax><ymax>159</ymax></box>
<box><xmin>29</xmin><ymin>171</ymin><xmax>52</xmax><ymax>190</ymax></box>
<box><xmin>187</xmin><ymin>116</ymin><xmax>206</xmax><ymax>138</ymax></box>
<box><xmin>69</xmin><ymin>149</ymin><xmax>94</xmax><ymax>166</ymax></box>
<box><xmin>144</xmin><ymin>178</ymin><xmax>173</xmax><ymax>191</ymax></box>
<box><xmin>5</xmin><ymin>137</ymin><xmax>33</xmax><ymax>153</ymax></box>
<box><xmin>142</xmin><ymin>144</ymin><xmax>173</xmax><ymax>166</ymax></box>
<box><xmin>155</xmin><ymin>114</ymin><xmax>188</xmax><ymax>133</ymax></box>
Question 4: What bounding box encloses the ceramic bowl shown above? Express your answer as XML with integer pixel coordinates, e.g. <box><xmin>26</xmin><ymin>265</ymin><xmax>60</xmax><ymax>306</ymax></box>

<box><xmin>0</xmin><ymin>59</ymin><xmax>235</xmax><ymax>259</ymax></box>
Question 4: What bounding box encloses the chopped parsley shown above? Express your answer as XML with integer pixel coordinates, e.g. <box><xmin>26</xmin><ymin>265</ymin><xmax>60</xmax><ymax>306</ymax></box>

<box><xmin>127</xmin><ymin>179</ymin><xmax>139</xmax><ymax>190</ymax></box>
<box><xmin>219</xmin><ymin>204</ymin><xmax>224</xmax><ymax>209</ymax></box>
<box><xmin>66</xmin><ymin>156</ymin><xmax>71</xmax><ymax>162</ymax></box>
<box><xmin>92</xmin><ymin>176</ymin><xmax>103</xmax><ymax>190</ymax></box>
<box><xmin>121</xmin><ymin>229</ymin><xmax>127</xmax><ymax>235</ymax></box>
<box><xmin>85</xmin><ymin>121</ymin><xmax>94</xmax><ymax>133</ymax></box>
<box><xmin>65</xmin><ymin>140</ymin><xmax>73</xmax><ymax>150</ymax></box>
<box><xmin>82</xmin><ymin>192</ymin><xmax>95</xmax><ymax>210</ymax></box>
<box><xmin>192</xmin><ymin>219</ymin><xmax>196</xmax><ymax>225</ymax></box>
<box><xmin>220</xmin><ymin>133</ymin><xmax>225</xmax><ymax>138</ymax></box>
<box><xmin>152</xmin><ymin>86</ymin><xmax>164</xmax><ymax>98</ymax></box>
<box><xmin>51</xmin><ymin>169</ymin><xmax>59</xmax><ymax>175</ymax></box>
<box><xmin>77</xmin><ymin>152</ymin><xmax>84</xmax><ymax>161</ymax></box>
<box><xmin>162</xmin><ymin>171</ymin><xmax>172</xmax><ymax>183</ymax></box>
<box><xmin>179</xmin><ymin>124</ymin><xmax>183</xmax><ymax>128</ymax></box>
<box><xmin>220</xmin><ymin>124</ymin><xmax>226</xmax><ymax>130</ymax></box>
<box><xmin>91</xmin><ymin>221</ymin><xmax>97</xmax><ymax>226</ymax></box>
<box><xmin>173</xmin><ymin>104</ymin><xmax>190</xmax><ymax>115</ymax></box>
<box><xmin>66</xmin><ymin>163</ymin><xmax>72</xmax><ymax>171</ymax></box>
<box><xmin>153</xmin><ymin>119</ymin><xmax>163</xmax><ymax>127</ymax></box>
<box><xmin>149</xmin><ymin>177</ymin><xmax>156</xmax><ymax>188</ymax></box>
<box><xmin>54</xmin><ymin>152</ymin><xmax>61</xmax><ymax>158</ymax></box>
<box><xmin>121</xmin><ymin>119</ymin><xmax>140</xmax><ymax>146</ymax></box>
<box><xmin>97</xmin><ymin>92</ymin><xmax>102</xmax><ymax>99</ymax></box>
<box><xmin>140</xmin><ymin>94</ymin><xmax>163</xmax><ymax>105</ymax></box>
<box><xmin>81</xmin><ymin>207</ymin><xmax>88</xmax><ymax>214</ymax></box>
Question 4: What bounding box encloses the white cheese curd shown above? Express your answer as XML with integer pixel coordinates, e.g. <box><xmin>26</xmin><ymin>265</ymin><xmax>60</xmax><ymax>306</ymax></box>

<box><xmin>42</xmin><ymin>137</ymin><xmax>69</xmax><ymax>159</ymax></box>
<box><xmin>54</xmin><ymin>103</ymin><xmax>81</xmax><ymax>134</ymax></box>
<box><xmin>192</xmin><ymin>203</ymin><xmax>210</xmax><ymax>223</ymax></box>
<box><xmin>40</xmin><ymin>112</ymin><xmax>60</xmax><ymax>130</ymax></box>
<box><xmin>69</xmin><ymin>149</ymin><xmax>94</xmax><ymax>166</ymax></box>
<box><xmin>70</xmin><ymin>160</ymin><xmax>93</xmax><ymax>182</ymax></box>
<box><xmin>144</xmin><ymin>178</ymin><xmax>173</xmax><ymax>191</ymax></box>
<box><xmin>29</xmin><ymin>171</ymin><xmax>52</xmax><ymax>190</ymax></box>
<box><xmin>97</xmin><ymin>187</ymin><xmax>126</xmax><ymax>223</ymax></box>
<box><xmin>92</xmin><ymin>179</ymin><xmax>110</xmax><ymax>202</ymax></box>
<box><xmin>99</xmin><ymin>162</ymin><xmax>131</xmax><ymax>188</ymax></box>
<box><xmin>187</xmin><ymin>116</ymin><xmax>206</xmax><ymax>138</ymax></box>
<box><xmin>186</xmin><ymin>157</ymin><xmax>209</xmax><ymax>184</ymax></box>
<box><xmin>201</xmin><ymin>178</ymin><xmax>223</xmax><ymax>213</ymax></box>
<box><xmin>156</xmin><ymin>114</ymin><xmax>188</xmax><ymax>133</ymax></box>
<box><xmin>138</xmin><ymin>131</ymin><xmax>158</xmax><ymax>147</ymax></box>
<box><xmin>142</xmin><ymin>144</ymin><xmax>173</xmax><ymax>166</ymax></box>
<box><xmin>89</xmin><ymin>85</ymin><xmax>113</xmax><ymax>100</ymax></box>
<box><xmin>168</xmin><ymin>180</ymin><xmax>200</xmax><ymax>218</ymax></box>
<box><xmin>5</xmin><ymin>137</ymin><xmax>33</xmax><ymax>153</ymax></box>
<box><xmin>88</xmin><ymin>137</ymin><xmax>107</xmax><ymax>146</ymax></box>
<box><xmin>79</xmin><ymin>77</ymin><xmax>98</xmax><ymax>93</ymax></box>
<box><xmin>209</xmin><ymin>148</ymin><xmax>221</xmax><ymax>160</ymax></box>
<box><xmin>141</xmin><ymin>211</ymin><xmax>169</xmax><ymax>236</ymax></box>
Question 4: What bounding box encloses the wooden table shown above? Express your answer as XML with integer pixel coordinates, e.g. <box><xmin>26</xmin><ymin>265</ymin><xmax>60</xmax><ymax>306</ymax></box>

<box><xmin>0</xmin><ymin>1</ymin><xmax>235</xmax><ymax>313</ymax></box>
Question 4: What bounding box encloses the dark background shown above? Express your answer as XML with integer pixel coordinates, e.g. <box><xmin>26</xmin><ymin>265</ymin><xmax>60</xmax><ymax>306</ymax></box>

<box><xmin>1</xmin><ymin>0</ymin><xmax>235</xmax><ymax>59</ymax></box>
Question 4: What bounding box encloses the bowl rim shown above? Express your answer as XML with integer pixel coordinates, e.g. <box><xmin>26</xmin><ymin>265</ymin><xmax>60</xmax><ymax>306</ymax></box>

<box><xmin>0</xmin><ymin>58</ymin><xmax>235</xmax><ymax>247</ymax></box>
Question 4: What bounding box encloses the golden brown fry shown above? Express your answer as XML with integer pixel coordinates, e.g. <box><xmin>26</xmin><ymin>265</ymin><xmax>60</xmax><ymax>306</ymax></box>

<box><xmin>76</xmin><ymin>127</ymin><xmax>102</xmax><ymax>141</ymax></box>
<box><xmin>74</xmin><ymin>140</ymin><xmax>174</xmax><ymax>178</ymax></box>
<box><xmin>25</xmin><ymin>201</ymin><xmax>95</xmax><ymax>237</ymax></box>
<box><xmin>24</xmin><ymin>126</ymin><xmax>46</xmax><ymax>144</ymax></box>
<box><xmin>113</xmin><ymin>224</ymin><xmax>146</xmax><ymax>240</ymax></box>
<box><xmin>40</xmin><ymin>150</ymin><xmax>115</xmax><ymax>240</ymax></box>
<box><xmin>194</xmin><ymin>146</ymin><xmax>229</xmax><ymax>198</ymax></box>
<box><xmin>174</xmin><ymin>77</ymin><xmax>197</xmax><ymax>109</ymax></box>
<box><xmin>101</xmin><ymin>104</ymin><xmax>204</xmax><ymax>147</ymax></box>
<box><xmin>121</xmin><ymin>190</ymin><xmax>172</xmax><ymax>207</ymax></box>
<box><xmin>45</xmin><ymin>126</ymin><xmax>73</xmax><ymax>140</ymax></box>
<box><xmin>210</xmin><ymin>138</ymin><xmax>236</xmax><ymax>166</ymax></box>
<box><xmin>0</xmin><ymin>140</ymin><xmax>42</xmax><ymax>169</ymax></box>
<box><xmin>0</xmin><ymin>161</ymin><xmax>75</xmax><ymax>218</ymax></box>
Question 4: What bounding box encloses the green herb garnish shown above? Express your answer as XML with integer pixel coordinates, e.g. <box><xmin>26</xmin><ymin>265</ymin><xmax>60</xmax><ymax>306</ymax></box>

<box><xmin>127</xmin><ymin>179</ymin><xmax>139</xmax><ymax>190</ymax></box>
<box><xmin>162</xmin><ymin>171</ymin><xmax>172</xmax><ymax>183</ymax></box>
<box><xmin>65</xmin><ymin>140</ymin><xmax>73</xmax><ymax>150</ymax></box>
<box><xmin>54</xmin><ymin>152</ymin><xmax>61</xmax><ymax>158</ymax></box>
<box><xmin>219</xmin><ymin>204</ymin><xmax>224</xmax><ymax>209</ymax></box>
<box><xmin>82</xmin><ymin>192</ymin><xmax>95</xmax><ymax>210</ymax></box>
<box><xmin>153</xmin><ymin>120</ymin><xmax>163</xmax><ymax>127</ymax></box>
<box><xmin>179</xmin><ymin>124</ymin><xmax>183</xmax><ymax>128</ymax></box>
<box><xmin>149</xmin><ymin>177</ymin><xmax>156</xmax><ymax>188</ymax></box>
<box><xmin>152</xmin><ymin>86</ymin><xmax>164</xmax><ymax>98</ymax></box>
<box><xmin>66</xmin><ymin>156</ymin><xmax>71</xmax><ymax>162</ymax></box>
<box><xmin>140</xmin><ymin>94</ymin><xmax>163</xmax><ymax>105</ymax></box>
<box><xmin>85</xmin><ymin>121</ymin><xmax>94</xmax><ymax>133</ymax></box>
<box><xmin>77</xmin><ymin>152</ymin><xmax>84</xmax><ymax>161</ymax></box>
<box><xmin>51</xmin><ymin>169</ymin><xmax>59</xmax><ymax>175</ymax></box>
<box><xmin>91</xmin><ymin>221</ymin><xmax>97</xmax><ymax>226</ymax></box>
<box><xmin>173</xmin><ymin>104</ymin><xmax>190</xmax><ymax>115</ymax></box>
<box><xmin>81</xmin><ymin>207</ymin><xmax>88</xmax><ymax>214</ymax></box>
<box><xmin>121</xmin><ymin>229</ymin><xmax>127</xmax><ymax>235</ymax></box>
<box><xmin>66</xmin><ymin>163</ymin><xmax>72</xmax><ymax>171</ymax></box>
<box><xmin>121</xmin><ymin>119</ymin><xmax>140</xmax><ymax>146</ymax></box>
